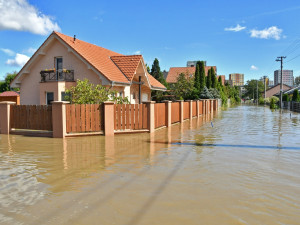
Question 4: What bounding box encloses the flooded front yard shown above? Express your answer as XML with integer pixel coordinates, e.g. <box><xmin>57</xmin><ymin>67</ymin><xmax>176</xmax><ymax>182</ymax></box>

<box><xmin>1</xmin><ymin>106</ymin><xmax>300</xmax><ymax>224</ymax></box>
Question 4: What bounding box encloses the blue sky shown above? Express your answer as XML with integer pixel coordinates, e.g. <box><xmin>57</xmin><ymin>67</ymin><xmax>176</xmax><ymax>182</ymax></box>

<box><xmin>1</xmin><ymin>0</ymin><xmax>300</xmax><ymax>82</ymax></box>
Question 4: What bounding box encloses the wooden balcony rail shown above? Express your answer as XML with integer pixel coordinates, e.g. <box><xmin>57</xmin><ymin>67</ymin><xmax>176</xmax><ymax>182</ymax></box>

<box><xmin>40</xmin><ymin>69</ymin><xmax>74</xmax><ymax>82</ymax></box>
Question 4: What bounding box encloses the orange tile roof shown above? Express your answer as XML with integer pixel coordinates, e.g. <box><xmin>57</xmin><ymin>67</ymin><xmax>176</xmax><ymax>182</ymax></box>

<box><xmin>54</xmin><ymin>31</ymin><xmax>129</xmax><ymax>83</ymax></box>
<box><xmin>147</xmin><ymin>73</ymin><xmax>166</xmax><ymax>89</ymax></box>
<box><xmin>0</xmin><ymin>91</ymin><xmax>19</xmax><ymax>97</ymax></box>
<box><xmin>110</xmin><ymin>55</ymin><xmax>142</xmax><ymax>81</ymax></box>
<box><xmin>166</xmin><ymin>67</ymin><xmax>196</xmax><ymax>83</ymax></box>
<box><xmin>166</xmin><ymin>66</ymin><xmax>217</xmax><ymax>83</ymax></box>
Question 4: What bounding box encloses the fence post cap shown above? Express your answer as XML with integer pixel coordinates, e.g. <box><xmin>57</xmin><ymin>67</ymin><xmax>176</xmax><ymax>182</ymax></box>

<box><xmin>162</xmin><ymin>100</ymin><xmax>171</xmax><ymax>103</ymax></box>
<box><xmin>51</xmin><ymin>101</ymin><xmax>70</xmax><ymax>105</ymax></box>
<box><xmin>0</xmin><ymin>101</ymin><xmax>16</xmax><ymax>105</ymax></box>
<box><xmin>143</xmin><ymin>101</ymin><xmax>155</xmax><ymax>104</ymax></box>
<box><xmin>185</xmin><ymin>100</ymin><xmax>193</xmax><ymax>102</ymax></box>
<box><xmin>175</xmin><ymin>100</ymin><xmax>184</xmax><ymax>102</ymax></box>
<box><xmin>103</xmin><ymin>101</ymin><xmax>115</xmax><ymax>105</ymax></box>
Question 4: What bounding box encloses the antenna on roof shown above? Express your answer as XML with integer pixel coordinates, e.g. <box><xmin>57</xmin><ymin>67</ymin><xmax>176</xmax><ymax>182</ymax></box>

<box><xmin>73</xmin><ymin>35</ymin><xmax>76</xmax><ymax>42</ymax></box>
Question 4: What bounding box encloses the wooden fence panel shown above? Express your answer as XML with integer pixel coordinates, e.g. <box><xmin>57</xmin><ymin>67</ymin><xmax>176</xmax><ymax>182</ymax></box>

<box><xmin>154</xmin><ymin>103</ymin><xmax>166</xmax><ymax>128</ymax></box>
<box><xmin>192</xmin><ymin>101</ymin><xmax>197</xmax><ymax>117</ymax></box>
<box><xmin>183</xmin><ymin>102</ymin><xmax>190</xmax><ymax>120</ymax></box>
<box><xmin>171</xmin><ymin>102</ymin><xmax>180</xmax><ymax>124</ymax></box>
<box><xmin>10</xmin><ymin>105</ymin><xmax>52</xmax><ymax>131</ymax></box>
<box><xmin>66</xmin><ymin>104</ymin><xmax>104</xmax><ymax>133</ymax></box>
<box><xmin>199</xmin><ymin>101</ymin><xmax>203</xmax><ymax>115</ymax></box>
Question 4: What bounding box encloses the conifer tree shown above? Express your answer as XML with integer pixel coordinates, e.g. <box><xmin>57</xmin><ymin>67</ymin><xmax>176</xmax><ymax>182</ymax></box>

<box><xmin>150</xmin><ymin>58</ymin><xmax>167</xmax><ymax>87</ymax></box>
<box><xmin>206</xmin><ymin>68</ymin><xmax>212</xmax><ymax>89</ymax></box>
<box><xmin>194</xmin><ymin>63</ymin><xmax>201</xmax><ymax>91</ymax></box>
<box><xmin>199</xmin><ymin>61</ymin><xmax>206</xmax><ymax>92</ymax></box>
<box><xmin>211</xmin><ymin>67</ymin><xmax>216</xmax><ymax>88</ymax></box>
<box><xmin>218</xmin><ymin>76</ymin><xmax>223</xmax><ymax>87</ymax></box>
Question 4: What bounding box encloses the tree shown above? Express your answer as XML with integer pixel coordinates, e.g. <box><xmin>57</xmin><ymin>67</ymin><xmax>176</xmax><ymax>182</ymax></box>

<box><xmin>150</xmin><ymin>58</ymin><xmax>167</xmax><ymax>87</ymax></box>
<box><xmin>292</xmin><ymin>89</ymin><xmax>300</xmax><ymax>102</ymax></box>
<box><xmin>0</xmin><ymin>71</ymin><xmax>18</xmax><ymax>92</ymax></box>
<box><xmin>65</xmin><ymin>79</ymin><xmax>129</xmax><ymax>104</ymax></box>
<box><xmin>218</xmin><ymin>76</ymin><xmax>223</xmax><ymax>87</ymax></box>
<box><xmin>206</xmin><ymin>68</ymin><xmax>212</xmax><ymax>89</ymax></box>
<box><xmin>194</xmin><ymin>63</ymin><xmax>200</xmax><ymax>91</ymax></box>
<box><xmin>200</xmin><ymin>86</ymin><xmax>213</xmax><ymax>99</ymax></box>
<box><xmin>244</xmin><ymin>80</ymin><xmax>264</xmax><ymax>99</ymax></box>
<box><xmin>283</xmin><ymin>93</ymin><xmax>290</xmax><ymax>102</ymax></box>
<box><xmin>199</xmin><ymin>61</ymin><xmax>206</xmax><ymax>92</ymax></box>
<box><xmin>172</xmin><ymin>72</ymin><xmax>194</xmax><ymax>100</ymax></box>
<box><xmin>295</xmin><ymin>76</ymin><xmax>300</xmax><ymax>86</ymax></box>
<box><xmin>211</xmin><ymin>67</ymin><xmax>216</xmax><ymax>88</ymax></box>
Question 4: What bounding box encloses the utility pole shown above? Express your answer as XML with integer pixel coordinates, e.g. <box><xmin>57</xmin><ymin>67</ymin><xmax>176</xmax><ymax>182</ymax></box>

<box><xmin>256</xmin><ymin>80</ymin><xmax>258</xmax><ymax>105</ymax></box>
<box><xmin>263</xmin><ymin>76</ymin><xmax>267</xmax><ymax>106</ymax></box>
<box><xmin>276</xmin><ymin>56</ymin><xmax>286</xmax><ymax>108</ymax></box>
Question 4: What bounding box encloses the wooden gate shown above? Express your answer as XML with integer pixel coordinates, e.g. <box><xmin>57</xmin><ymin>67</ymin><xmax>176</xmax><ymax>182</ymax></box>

<box><xmin>114</xmin><ymin>104</ymin><xmax>148</xmax><ymax>131</ymax></box>
<box><xmin>65</xmin><ymin>104</ymin><xmax>104</xmax><ymax>133</ymax></box>
<box><xmin>10</xmin><ymin>105</ymin><xmax>52</xmax><ymax>130</ymax></box>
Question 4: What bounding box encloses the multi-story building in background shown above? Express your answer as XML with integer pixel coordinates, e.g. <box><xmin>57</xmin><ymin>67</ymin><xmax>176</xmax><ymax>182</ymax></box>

<box><xmin>274</xmin><ymin>70</ymin><xmax>294</xmax><ymax>87</ymax></box>
<box><xmin>187</xmin><ymin>61</ymin><xmax>207</xmax><ymax>67</ymax></box>
<box><xmin>268</xmin><ymin>80</ymin><xmax>274</xmax><ymax>87</ymax></box>
<box><xmin>229</xmin><ymin>73</ymin><xmax>244</xmax><ymax>86</ymax></box>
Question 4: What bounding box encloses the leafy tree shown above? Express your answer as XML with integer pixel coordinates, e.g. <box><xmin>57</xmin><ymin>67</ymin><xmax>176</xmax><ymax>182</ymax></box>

<box><xmin>283</xmin><ymin>93</ymin><xmax>290</xmax><ymax>102</ymax></box>
<box><xmin>0</xmin><ymin>71</ymin><xmax>18</xmax><ymax>92</ymax></box>
<box><xmin>206</xmin><ymin>68</ymin><xmax>212</xmax><ymax>89</ymax></box>
<box><xmin>292</xmin><ymin>89</ymin><xmax>300</xmax><ymax>102</ymax></box>
<box><xmin>244</xmin><ymin>80</ymin><xmax>264</xmax><ymax>99</ymax></box>
<box><xmin>209</xmin><ymin>88</ymin><xmax>220</xmax><ymax>99</ymax></box>
<box><xmin>171</xmin><ymin>72</ymin><xmax>194</xmax><ymax>100</ymax></box>
<box><xmin>199</xmin><ymin>61</ymin><xmax>206</xmax><ymax>92</ymax></box>
<box><xmin>270</xmin><ymin>96</ymin><xmax>279</xmax><ymax>109</ymax></box>
<box><xmin>295</xmin><ymin>76</ymin><xmax>300</xmax><ymax>86</ymax></box>
<box><xmin>211</xmin><ymin>67</ymin><xmax>216</xmax><ymax>88</ymax></box>
<box><xmin>65</xmin><ymin>79</ymin><xmax>129</xmax><ymax>104</ymax></box>
<box><xmin>145</xmin><ymin>64</ymin><xmax>151</xmax><ymax>73</ymax></box>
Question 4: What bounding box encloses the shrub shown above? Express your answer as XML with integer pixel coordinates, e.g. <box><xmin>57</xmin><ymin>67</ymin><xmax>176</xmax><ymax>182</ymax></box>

<box><xmin>292</xmin><ymin>89</ymin><xmax>300</xmax><ymax>102</ymax></box>
<box><xmin>258</xmin><ymin>97</ymin><xmax>265</xmax><ymax>105</ymax></box>
<box><xmin>283</xmin><ymin>93</ymin><xmax>290</xmax><ymax>102</ymax></box>
<box><xmin>270</xmin><ymin>96</ymin><xmax>279</xmax><ymax>109</ymax></box>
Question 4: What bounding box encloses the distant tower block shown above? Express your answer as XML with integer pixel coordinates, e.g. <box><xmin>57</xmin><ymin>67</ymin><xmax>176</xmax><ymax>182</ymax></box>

<box><xmin>187</xmin><ymin>61</ymin><xmax>207</xmax><ymax>67</ymax></box>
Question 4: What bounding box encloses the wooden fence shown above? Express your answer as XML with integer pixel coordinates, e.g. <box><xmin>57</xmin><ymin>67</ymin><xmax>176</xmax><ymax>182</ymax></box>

<box><xmin>10</xmin><ymin>105</ymin><xmax>52</xmax><ymax>130</ymax></box>
<box><xmin>155</xmin><ymin>103</ymin><xmax>167</xmax><ymax>128</ymax></box>
<box><xmin>114</xmin><ymin>104</ymin><xmax>148</xmax><ymax>131</ymax></box>
<box><xmin>65</xmin><ymin>104</ymin><xmax>103</xmax><ymax>133</ymax></box>
<box><xmin>171</xmin><ymin>102</ymin><xmax>180</xmax><ymax>124</ymax></box>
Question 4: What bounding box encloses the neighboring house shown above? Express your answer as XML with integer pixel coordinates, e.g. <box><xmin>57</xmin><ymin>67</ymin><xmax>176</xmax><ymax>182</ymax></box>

<box><xmin>11</xmin><ymin>31</ymin><xmax>166</xmax><ymax>105</ymax></box>
<box><xmin>263</xmin><ymin>84</ymin><xmax>291</xmax><ymax>98</ymax></box>
<box><xmin>0</xmin><ymin>91</ymin><xmax>20</xmax><ymax>105</ymax></box>
<box><xmin>166</xmin><ymin>66</ymin><xmax>217</xmax><ymax>84</ymax></box>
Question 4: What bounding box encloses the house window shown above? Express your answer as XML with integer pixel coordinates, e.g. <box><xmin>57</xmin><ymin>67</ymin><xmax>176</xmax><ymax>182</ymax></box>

<box><xmin>55</xmin><ymin>57</ymin><xmax>63</xmax><ymax>80</ymax></box>
<box><xmin>119</xmin><ymin>91</ymin><xmax>123</xmax><ymax>97</ymax></box>
<box><xmin>46</xmin><ymin>92</ymin><xmax>54</xmax><ymax>105</ymax></box>
<box><xmin>132</xmin><ymin>92</ymin><xmax>136</xmax><ymax>99</ymax></box>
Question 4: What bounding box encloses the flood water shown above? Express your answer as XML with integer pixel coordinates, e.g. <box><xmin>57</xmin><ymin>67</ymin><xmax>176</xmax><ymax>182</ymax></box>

<box><xmin>1</xmin><ymin>105</ymin><xmax>300</xmax><ymax>225</ymax></box>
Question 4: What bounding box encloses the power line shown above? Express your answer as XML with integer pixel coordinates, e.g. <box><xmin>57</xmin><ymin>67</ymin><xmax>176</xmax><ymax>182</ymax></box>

<box><xmin>286</xmin><ymin>53</ymin><xmax>300</xmax><ymax>63</ymax></box>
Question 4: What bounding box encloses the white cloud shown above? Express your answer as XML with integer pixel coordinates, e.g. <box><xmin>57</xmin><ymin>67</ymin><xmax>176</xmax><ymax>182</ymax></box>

<box><xmin>250</xmin><ymin>65</ymin><xmax>258</xmax><ymax>70</ymax></box>
<box><xmin>6</xmin><ymin>53</ymin><xmax>30</xmax><ymax>67</ymax></box>
<box><xmin>250</xmin><ymin>26</ymin><xmax>283</xmax><ymax>40</ymax></box>
<box><xmin>224</xmin><ymin>24</ymin><xmax>246</xmax><ymax>32</ymax></box>
<box><xmin>0</xmin><ymin>48</ymin><xmax>15</xmax><ymax>56</ymax></box>
<box><xmin>0</xmin><ymin>0</ymin><xmax>61</xmax><ymax>35</ymax></box>
<box><xmin>134</xmin><ymin>50</ymin><xmax>141</xmax><ymax>55</ymax></box>
<box><xmin>24</xmin><ymin>47</ymin><xmax>37</xmax><ymax>55</ymax></box>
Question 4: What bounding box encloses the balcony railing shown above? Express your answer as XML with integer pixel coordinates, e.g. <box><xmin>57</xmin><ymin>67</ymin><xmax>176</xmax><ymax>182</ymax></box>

<box><xmin>40</xmin><ymin>69</ymin><xmax>74</xmax><ymax>82</ymax></box>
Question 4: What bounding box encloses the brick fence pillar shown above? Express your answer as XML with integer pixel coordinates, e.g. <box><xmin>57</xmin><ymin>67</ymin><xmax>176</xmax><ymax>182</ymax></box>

<box><xmin>176</xmin><ymin>100</ymin><xmax>184</xmax><ymax>123</ymax></box>
<box><xmin>52</xmin><ymin>101</ymin><xmax>69</xmax><ymax>138</ymax></box>
<box><xmin>145</xmin><ymin>101</ymin><xmax>155</xmax><ymax>133</ymax></box>
<box><xmin>104</xmin><ymin>101</ymin><xmax>115</xmax><ymax>136</ymax></box>
<box><xmin>0</xmin><ymin>101</ymin><xmax>16</xmax><ymax>134</ymax></box>
<box><xmin>196</xmin><ymin>100</ymin><xmax>199</xmax><ymax>117</ymax></box>
<box><xmin>162</xmin><ymin>100</ymin><xmax>171</xmax><ymax>127</ymax></box>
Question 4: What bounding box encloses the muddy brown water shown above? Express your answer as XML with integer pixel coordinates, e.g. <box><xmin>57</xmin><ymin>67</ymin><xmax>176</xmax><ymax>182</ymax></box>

<box><xmin>1</xmin><ymin>105</ymin><xmax>300</xmax><ymax>225</ymax></box>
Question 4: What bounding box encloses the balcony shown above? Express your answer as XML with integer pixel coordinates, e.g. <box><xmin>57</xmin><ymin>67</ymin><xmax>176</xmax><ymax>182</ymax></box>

<box><xmin>40</xmin><ymin>69</ymin><xmax>74</xmax><ymax>82</ymax></box>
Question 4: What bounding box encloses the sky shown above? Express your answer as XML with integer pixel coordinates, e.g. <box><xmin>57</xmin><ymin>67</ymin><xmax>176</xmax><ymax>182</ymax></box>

<box><xmin>1</xmin><ymin>0</ymin><xmax>300</xmax><ymax>82</ymax></box>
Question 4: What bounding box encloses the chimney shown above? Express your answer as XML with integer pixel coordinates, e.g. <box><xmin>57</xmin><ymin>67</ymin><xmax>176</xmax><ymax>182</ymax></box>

<box><xmin>73</xmin><ymin>35</ymin><xmax>76</xmax><ymax>42</ymax></box>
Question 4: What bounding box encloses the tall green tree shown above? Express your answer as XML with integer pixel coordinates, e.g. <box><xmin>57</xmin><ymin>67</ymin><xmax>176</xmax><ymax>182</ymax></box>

<box><xmin>172</xmin><ymin>72</ymin><xmax>194</xmax><ymax>100</ymax></box>
<box><xmin>0</xmin><ymin>71</ymin><xmax>18</xmax><ymax>92</ymax></box>
<box><xmin>150</xmin><ymin>58</ymin><xmax>167</xmax><ymax>87</ymax></box>
<box><xmin>295</xmin><ymin>76</ymin><xmax>300</xmax><ymax>86</ymax></box>
<box><xmin>194</xmin><ymin>63</ymin><xmax>200</xmax><ymax>91</ymax></box>
<box><xmin>244</xmin><ymin>80</ymin><xmax>264</xmax><ymax>99</ymax></box>
<box><xmin>218</xmin><ymin>76</ymin><xmax>223</xmax><ymax>87</ymax></box>
<box><xmin>206</xmin><ymin>68</ymin><xmax>212</xmax><ymax>89</ymax></box>
<box><xmin>199</xmin><ymin>61</ymin><xmax>206</xmax><ymax>91</ymax></box>
<box><xmin>211</xmin><ymin>67</ymin><xmax>216</xmax><ymax>88</ymax></box>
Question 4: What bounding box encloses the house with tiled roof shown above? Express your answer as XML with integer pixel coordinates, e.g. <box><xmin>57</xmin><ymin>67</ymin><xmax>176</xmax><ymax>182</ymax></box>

<box><xmin>11</xmin><ymin>31</ymin><xmax>166</xmax><ymax>105</ymax></box>
<box><xmin>166</xmin><ymin>66</ymin><xmax>217</xmax><ymax>84</ymax></box>
<box><xmin>0</xmin><ymin>91</ymin><xmax>20</xmax><ymax>104</ymax></box>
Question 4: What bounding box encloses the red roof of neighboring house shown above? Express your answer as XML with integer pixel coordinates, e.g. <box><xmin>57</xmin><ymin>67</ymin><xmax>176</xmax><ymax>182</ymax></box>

<box><xmin>166</xmin><ymin>66</ymin><xmax>217</xmax><ymax>83</ymax></box>
<box><xmin>0</xmin><ymin>91</ymin><xmax>19</xmax><ymax>97</ymax></box>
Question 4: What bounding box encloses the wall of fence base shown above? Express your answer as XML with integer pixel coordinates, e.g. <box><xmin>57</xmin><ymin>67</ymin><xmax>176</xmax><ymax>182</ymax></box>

<box><xmin>0</xmin><ymin>101</ymin><xmax>16</xmax><ymax>134</ymax></box>
<box><xmin>163</xmin><ymin>100</ymin><xmax>171</xmax><ymax>127</ymax></box>
<box><xmin>104</xmin><ymin>101</ymin><xmax>115</xmax><ymax>136</ymax></box>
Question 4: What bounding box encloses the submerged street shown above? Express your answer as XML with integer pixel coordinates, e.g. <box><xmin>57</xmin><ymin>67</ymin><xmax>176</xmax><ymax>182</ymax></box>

<box><xmin>1</xmin><ymin>105</ymin><xmax>300</xmax><ymax>224</ymax></box>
